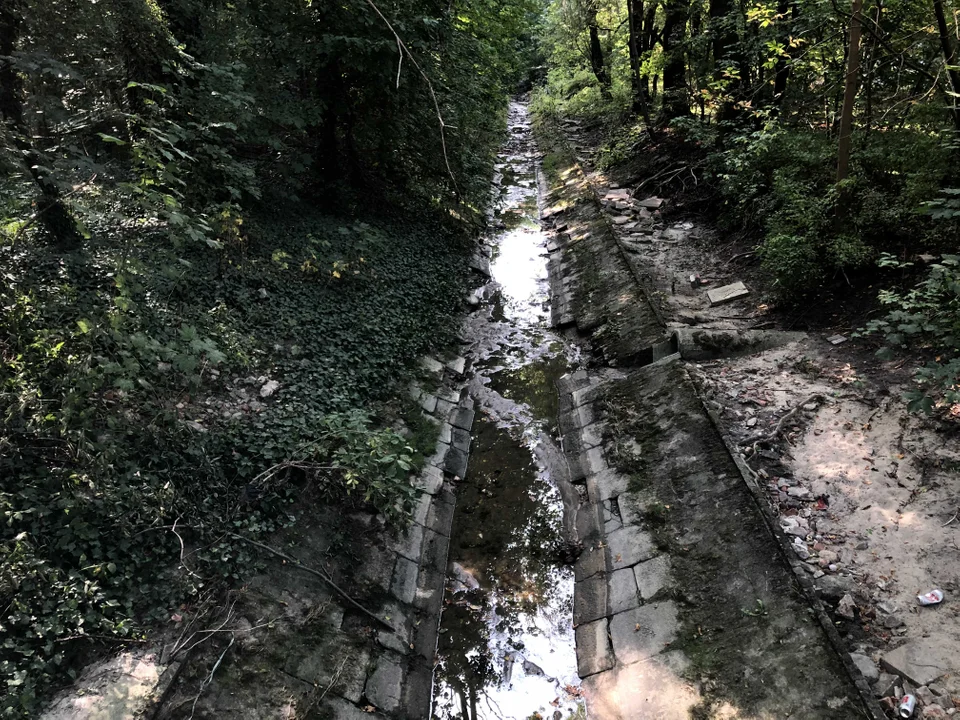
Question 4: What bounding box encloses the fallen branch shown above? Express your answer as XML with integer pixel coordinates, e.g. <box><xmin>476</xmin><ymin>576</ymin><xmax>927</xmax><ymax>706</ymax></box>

<box><xmin>743</xmin><ymin>393</ymin><xmax>826</xmax><ymax>458</ymax></box>
<box><xmin>186</xmin><ymin>634</ymin><xmax>234</xmax><ymax>720</ymax></box>
<box><xmin>226</xmin><ymin>533</ymin><xmax>394</xmax><ymax>631</ymax></box>
<box><xmin>360</xmin><ymin>0</ymin><xmax>459</xmax><ymax>197</ymax></box>
<box><xmin>943</xmin><ymin>507</ymin><xmax>959</xmax><ymax>527</ymax></box>
<box><xmin>725</xmin><ymin>251</ymin><xmax>755</xmax><ymax>266</ymax></box>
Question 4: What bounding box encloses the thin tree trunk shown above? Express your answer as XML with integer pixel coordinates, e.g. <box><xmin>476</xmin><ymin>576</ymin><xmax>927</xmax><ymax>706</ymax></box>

<box><xmin>587</xmin><ymin>3</ymin><xmax>611</xmax><ymax>97</ymax></box>
<box><xmin>710</xmin><ymin>0</ymin><xmax>742</xmax><ymax>123</ymax></box>
<box><xmin>0</xmin><ymin>0</ymin><xmax>81</xmax><ymax>245</ymax></box>
<box><xmin>836</xmin><ymin>0</ymin><xmax>863</xmax><ymax>183</ymax></box>
<box><xmin>933</xmin><ymin>0</ymin><xmax>960</xmax><ymax>130</ymax></box>
<box><xmin>628</xmin><ymin>0</ymin><xmax>657</xmax><ymax>134</ymax></box>
<box><xmin>772</xmin><ymin>0</ymin><xmax>797</xmax><ymax>109</ymax></box>
<box><xmin>661</xmin><ymin>0</ymin><xmax>691</xmax><ymax>121</ymax></box>
<box><xmin>627</xmin><ymin>0</ymin><xmax>643</xmax><ymax>103</ymax></box>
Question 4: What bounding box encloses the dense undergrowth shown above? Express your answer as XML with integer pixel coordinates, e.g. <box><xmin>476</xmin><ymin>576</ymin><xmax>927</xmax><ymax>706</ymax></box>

<box><xmin>0</xmin><ymin>207</ymin><xmax>469</xmax><ymax>714</ymax></box>
<box><xmin>531</xmin><ymin>79</ymin><xmax>960</xmax><ymax>417</ymax></box>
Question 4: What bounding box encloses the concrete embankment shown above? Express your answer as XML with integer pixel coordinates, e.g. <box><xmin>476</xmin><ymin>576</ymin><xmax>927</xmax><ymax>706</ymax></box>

<box><xmin>538</xmin><ymin>118</ymin><xmax>884</xmax><ymax>719</ymax></box>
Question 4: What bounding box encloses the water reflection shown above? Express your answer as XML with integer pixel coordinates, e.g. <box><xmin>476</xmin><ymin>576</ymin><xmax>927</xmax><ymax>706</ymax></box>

<box><xmin>432</xmin><ymin>101</ymin><xmax>584</xmax><ymax>720</ymax></box>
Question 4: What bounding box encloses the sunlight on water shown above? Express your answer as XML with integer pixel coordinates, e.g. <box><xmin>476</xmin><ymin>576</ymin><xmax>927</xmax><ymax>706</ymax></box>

<box><xmin>432</xmin><ymin>101</ymin><xmax>584</xmax><ymax>720</ymax></box>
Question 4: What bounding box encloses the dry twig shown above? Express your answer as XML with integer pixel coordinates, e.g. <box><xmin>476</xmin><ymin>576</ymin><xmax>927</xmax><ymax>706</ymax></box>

<box><xmin>226</xmin><ymin>533</ymin><xmax>394</xmax><ymax>631</ymax></box>
<box><xmin>360</xmin><ymin>0</ymin><xmax>459</xmax><ymax>197</ymax></box>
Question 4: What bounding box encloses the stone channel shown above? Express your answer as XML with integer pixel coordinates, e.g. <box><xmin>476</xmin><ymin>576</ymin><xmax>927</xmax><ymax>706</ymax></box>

<box><xmin>425</xmin><ymin>99</ymin><xmax>886</xmax><ymax>719</ymax></box>
<box><xmin>432</xmin><ymin>101</ymin><xmax>585</xmax><ymax>720</ymax></box>
<box><xmin>43</xmin><ymin>100</ymin><xmax>887</xmax><ymax>720</ymax></box>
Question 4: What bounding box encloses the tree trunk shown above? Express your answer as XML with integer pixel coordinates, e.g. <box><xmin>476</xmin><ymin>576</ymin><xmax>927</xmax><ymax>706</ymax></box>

<box><xmin>627</xmin><ymin>0</ymin><xmax>643</xmax><ymax>104</ymax></box>
<box><xmin>932</xmin><ymin>0</ymin><xmax>960</xmax><ymax>130</ymax></box>
<box><xmin>109</xmin><ymin>0</ymin><xmax>175</xmax><ymax>111</ymax></box>
<box><xmin>627</xmin><ymin>0</ymin><xmax>656</xmax><ymax>134</ymax></box>
<box><xmin>660</xmin><ymin>0</ymin><xmax>691</xmax><ymax>121</ymax></box>
<box><xmin>836</xmin><ymin>0</ymin><xmax>863</xmax><ymax>183</ymax></box>
<box><xmin>772</xmin><ymin>0</ymin><xmax>797</xmax><ymax>109</ymax></box>
<box><xmin>710</xmin><ymin>0</ymin><xmax>742</xmax><ymax>123</ymax></box>
<box><xmin>0</xmin><ymin>0</ymin><xmax>81</xmax><ymax>246</ymax></box>
<box><xmin>587</xmin><ymin>4</ymin><xmax>611</xmax><ymax>97</ymax></box>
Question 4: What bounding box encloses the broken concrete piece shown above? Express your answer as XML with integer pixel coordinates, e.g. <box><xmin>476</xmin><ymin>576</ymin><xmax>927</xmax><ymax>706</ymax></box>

<box><xmin>259</xmin><ymin>380</ymin><xmax>280</xmax><ymax>398</ymax></box>
<box><xmin>706</xmin><ymin>281</ymin><xmax>750</xmax><ymax>306</ymax></box>
<box><xmin>874</xmin><ymin>672</ymin><xmax>900</xmax><ymax>698</ymax></box>
<box><xmin>636</xmin><ymin>196</ymin><xmax>664</xmax><ymax>209</ymax></box>
<box><xmin>850</xmin><ymin>653</ymin><xmax>880</xmax><ymax>682</ymax></box>
<box><xmin>419</xmin><ymin>357</ymin><xmax>444</xmax><ymax>374</ymax></box>
<box><xmin>881</xmin><ymin>641</ymin><xmax>958</xmax><ymax>686</ymax></box>
<box><xmin>836</xmin><ymin>594</ymin><xmax>857</xmax><ymax>619</ymax></box>
<box><xmin>672</xmin><ymin>328</ymin><xmax>806</xmax><ymax>361</ymax></box>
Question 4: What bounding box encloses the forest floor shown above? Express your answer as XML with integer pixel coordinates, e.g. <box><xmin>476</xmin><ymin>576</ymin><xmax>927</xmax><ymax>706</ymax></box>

<box><xmin>554</xmin><ymin>114</ymin><xmax>960</xmax><ymax>716</ymax></box>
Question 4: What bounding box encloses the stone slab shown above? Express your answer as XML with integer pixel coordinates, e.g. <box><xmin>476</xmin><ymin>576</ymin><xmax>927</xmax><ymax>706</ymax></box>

<box><xmin>581</xmin><ymin>422</ymin><xmax>604</xmax><ymax>449</ymax></box>
<box><xmin>411</xmin><ymin>494</ymin><xmax>431</xmax><ymax>527</ymax></box>
<box><xmin>364</xmin><ymin>652</ymin><xmax>405</xmax><ymax>714</ymax></box>
<box><xmin>706</xmin><ymin>281</ymin><xmax>749</xmax><ymax>306</ymax></box>
<box><xmin>604</xmin><ymin>526</ymin><xmax>657</xmax><ymax>570</ymax></box>
<box><xmin>607</xmin><ymin>567</ymin><xmax>641</xmax><ymax>615</ymax></box>
<box><xmin>881</xmin><ymin>641</ymin><xmax>959</xmax><ymax>687</ymax></box>
<box><xmin>575</xmin><ymin>544</ymin><xmax>607</xmax><ymax>581</ymax></box>
<box><xmin>40</xmin><ymin>651</ymin><xmax>162</xmax><ymax>720</ymax></box>
<box><xmin>444</xmin><ymin>447</ymin><xmax>468</xmax><ymax>480</ymax></box>
<box><xmin>451</xmin><ymin>427</ymin><xmax>471</xmax><ymax>454</ymax></box>
<box><xmin>636</xmin><ymin>196</ymin><xmax>664</xmax><ymax>209</ymax></box>
<box><xmin>581</xmin><ymin>653</ymin><xmax>699</xmax><ymax>720</ymax></box>
<box><xmin>574</xmin><ymin>573</ymin><xmax>608</xmax><ymax>626</ymax></box>
<box><xmin>322</xmin><ymin>697</ymin><xmax>387</xmax><ymax>720</ymax></box>
<box><xmin>446</xmin><ymin>357</ymin><xmax>466</xmax><ymax>375</ymax></box>
<box><xmin>633</xmin><ymin>555</ymin><xmax>670</xmax><ymax>600</ymax></box>
<box><xmin>390</xmin><ymin>557</ymin><xmax>419</xmax><ymax>605</ymax></box>
<box><xmin>584</xmin><ymin>446</ymin><xmax>604</xmax><ymax>474</ymax></box>
<box><xmin>424</xmin><ymin>494</ymin><xmax>455</xmax><ymax>537</ymax></box>
<box><xmin>588</xmin><ymin>467</ymin><xmax>629</xmax><ymax>503</ymax></box>
<box><xmin>425</xmin><ymin>442</ymin><xmax>449</xmax><ymax>469</ymax></box>
<box><xmin>575</xmin><ymin>618</ymin><xmax>615</xmax><ymax>677</ymax></box>
<box><xmin>284</xmin><ymin>639</ymin><xmax>369</xmax><ymax>703</ymax></box>
<box><xmin>452</xmin><ymin>407</ymin><xmax>475</xmax><ymax>431</ymax></box>
<box><xmin>608</xmin><ymin>602</ymin><xmax>678</xmax><ymax>666</ymax></box>
<box><xmin>418</xmin><ymin>357</ymin><xmax>444</xmax><ymax>375</ymax></box>
<box><xmin>392</xmin><ymin>522</ymin><xmax>425</xmax><ymax>563</ymax></box>
<box><xmin>418</xmin><ymin>465</ymin><xmax>444</xmax><ymax>495</ymax></box>
<box><xmin>576</xmin><ymin>502</ymin><xmax>602</xmax><ymax>543</ymax></box>
<box><xmin>435</xmin><ymin>398</ymin><xmax>455</xmax><ymax>419</ymax></box>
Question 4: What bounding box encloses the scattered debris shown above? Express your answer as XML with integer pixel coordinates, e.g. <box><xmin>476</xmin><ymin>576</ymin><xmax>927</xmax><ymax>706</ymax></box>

<box><xmin>826</xmin><ymin>334</ymin><xmax>848</xmax><ymax>345</ymax></box>
<box><xmin>836</xmin><ymin>594</ymin><xmax>857</xmax><ymax>619</ymax></box>
<box><xmin>917</xmin><ymin>589</ymin><xmax>944</xmax><ymax>606</ymax></box>
<box><xmin>259</xmin><ymin>380</ymin><xmax>280</xmax><ymax>398</ymax></box>
<box><xmin>636</xmin><ymin>196</ymin><xmax>664</xmax><ymax>209</ymax></box>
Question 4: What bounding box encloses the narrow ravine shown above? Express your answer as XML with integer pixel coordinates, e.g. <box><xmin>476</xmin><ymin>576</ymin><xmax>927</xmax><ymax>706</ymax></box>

<box><xmin>432</xmin><ymin>102</ymin><xmax>586</xmax><ymax>720</ymax></box>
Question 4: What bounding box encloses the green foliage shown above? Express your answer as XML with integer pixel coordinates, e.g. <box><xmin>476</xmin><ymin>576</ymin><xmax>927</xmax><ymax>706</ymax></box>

<box><xmin>708</xmin><ymin>126</ymin><xmax>954</xmax><ymax>300</ymax></box>
<box><xmin>0</xmin><ymin>0</ymin><xmax>535</xmax><ymax>712</ymax></box>
<box><xmin>860</xmin><ymin>254</ymin><xmax>960</xmax><ymax>415</ymax></box>
<box><xmin>0</xmin><ymin>209</ymin><xmax>468</xmax><ymax>715</ymax></box>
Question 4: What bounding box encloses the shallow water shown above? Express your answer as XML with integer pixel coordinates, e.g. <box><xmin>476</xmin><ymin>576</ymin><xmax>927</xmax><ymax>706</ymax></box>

<box><xmin>432</xmin><ymin>102</ymin><xmax>585</xmax><ymax>720</ymax></box>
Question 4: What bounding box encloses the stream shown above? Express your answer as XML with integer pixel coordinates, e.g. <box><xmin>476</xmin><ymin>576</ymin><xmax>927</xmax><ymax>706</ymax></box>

<box><xmin>431</xmin><ymin>102</ymin><xmax>586</xmax><ymax>720</ymax></box>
